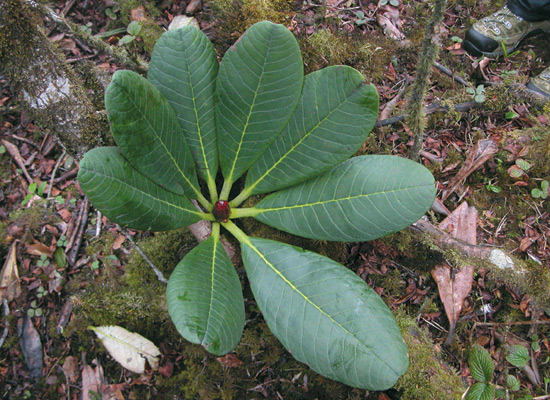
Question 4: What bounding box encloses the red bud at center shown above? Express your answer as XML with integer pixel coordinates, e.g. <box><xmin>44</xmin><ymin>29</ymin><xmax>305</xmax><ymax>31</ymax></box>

<box><xmin>212</xmin><ymin>200</ymin><xmax>231</xmax><ymax>222</ymax></box>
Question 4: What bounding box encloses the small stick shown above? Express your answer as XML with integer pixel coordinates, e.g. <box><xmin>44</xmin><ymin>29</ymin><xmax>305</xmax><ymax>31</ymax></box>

<box><xmin>474</xmin><ymin>320</ymin><xmax>550</xmax><ymax>327</ymax></box>
<box><xmin>67</xmin><ymin>198</ymin><xmax>89</xmax><ymax>267</ymax></box>
<box><xmin>48</xmin><ymin>150</ymin><xmax>66</xmax><ymax>199</ymax></box>
<box><xmin>433</xmin><ymin>61</ymin><xmax>472</xmax><ymax>87</ymax></box>
<box><xmin>0</xmin><ymin>299</ymin><xmax>9</xmax><ymax>349</ymax></box>
<box><xmin>117</xmin><ymin>226</ymin><xmax>168</xmax><ymax>284</ymax></box>
<box><xmin>1</xmin><ymin>139</ymin><xmax>33</xmax><ymax>185</ymax></box>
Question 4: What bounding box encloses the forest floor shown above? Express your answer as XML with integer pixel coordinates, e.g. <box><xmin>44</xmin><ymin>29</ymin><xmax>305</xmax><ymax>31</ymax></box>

<box><xmin>1</xmin><ymin>0</ymin><xmax>550</xmax><ymax>399</ymax></box>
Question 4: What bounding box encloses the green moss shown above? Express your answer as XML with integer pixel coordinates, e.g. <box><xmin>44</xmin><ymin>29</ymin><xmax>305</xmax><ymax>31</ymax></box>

<box><xmin>210</xmin><ymin>0</ymin><xmax>294</xmax><ymax>39</ymax></box>
<box><xmin>298</xmin><ymin>28</ymin><xmax>394</xmax><ymax>79</ymax></box>
<box><xmin>395</xmin><ymin>310</ymin><xmax>465</xmax><ymax>399</ymax></box>
<box><xmin>124</xmin><ymin>229</ymin><xmax>197</xmax><ymax>287</ymax></box>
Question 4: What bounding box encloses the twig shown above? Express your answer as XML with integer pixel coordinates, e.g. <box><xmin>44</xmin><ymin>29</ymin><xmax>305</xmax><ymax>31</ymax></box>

<box><xmin>47</xmin><ymin>150</ymin><xmax>66</xmax><ymax>199</ymax></box>
<box><xmin>379</xmin><ymin>79</ymin><xmax>408</xmax><ymax>121</ymax></box>
<box><xmin>474</xmin><ymin>320</ymin><xmax>550</xmax><ymax>327</ymax></box>
<box><xmin>376</xmin><ymin>100</ymin><xmax>481</xmax><ymax>127</ymax></box>
<box><xmin>67</xmin><ymin>198</ymin><xmax>89</xmax><ymax>267</ymax></box>
<box><xmin>1</xmin><ymin>139</ymin><xmax>33</xmax><ymax>185</ymax></box>
<box><xmin>433</xmin><ymin>61</ymin><xmax>472</xmax><ymax>87</ymax></box>
<box><xmin>117</xmin><ymin>226</ymin><xmax>168</xmax><ymax>284</ymax></box>
<box><xmin>39</xmin><ymin>4</ymin><xmax>147</xmax><ymax>72</ymax></box>
<box><xmin>0</xmin><ymin>299</ymin><xmax>9</xmax><ymax>349</ymax></box>
<box><xmin>95</xmin><ymin>210</ymin><xmax>101</xmax><ymax>237</ymax></box>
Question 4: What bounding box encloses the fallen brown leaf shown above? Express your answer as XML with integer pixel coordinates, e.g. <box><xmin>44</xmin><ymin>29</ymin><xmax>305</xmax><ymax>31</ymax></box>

<box><xmin>82</xmin><ymin>361</ymin><xmax>105</xmax><ymax>400</ymax></box>
<box><xmin>442</xmin><ymin>138</ymin><xmax>498</xmax><ymax>200</ymax></box>
<box><xmin>20</xmin><ymin>315</ymin><xmax>43</xmax><ymax>379</ymax></box>
<box><xmin>432</xmin><ymin>202</ymin><xmax>477</xmax><ymax>345</ymax></box>
<box><xmin>0</xmin><ymin>242</ymin><xmax>21</xmax><ymax>301</ymax></box>
<box><xmin>216</xmin><ymin>353</ymin><xmax>242</xmax><ymax>368</ymax></box>
<box><xmin>431</xmin><ymin>264</ymin><xmax>474</xmax><ymax>346</ymax></box>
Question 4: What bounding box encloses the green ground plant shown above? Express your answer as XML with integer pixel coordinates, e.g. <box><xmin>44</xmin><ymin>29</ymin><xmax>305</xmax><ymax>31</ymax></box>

<box><xmin>77</xmin><ymin>21</ymin><xmax>436</xmax><ymax>390</ymax></box>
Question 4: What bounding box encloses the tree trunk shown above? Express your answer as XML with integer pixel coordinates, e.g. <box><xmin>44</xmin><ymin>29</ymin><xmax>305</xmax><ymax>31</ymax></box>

<box><xmin>0</xmin><ymin>0</ymin><xmax>108</xmax><ymax>159</ymax></box>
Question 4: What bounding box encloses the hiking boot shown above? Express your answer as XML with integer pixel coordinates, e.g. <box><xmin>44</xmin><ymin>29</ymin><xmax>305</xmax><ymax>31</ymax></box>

<box><xmin>527</xmin><ymin>66</ymin><xmax>550</xmax><ymax>98</ymax></box>
<box><xmin>463</xmin><ymin>5</ymin><xmax>550</xmax><ymax>57</ymax></box>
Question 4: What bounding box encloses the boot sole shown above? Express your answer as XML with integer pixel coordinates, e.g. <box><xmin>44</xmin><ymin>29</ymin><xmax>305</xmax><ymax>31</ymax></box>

<box><xmin>463</xmin><ymin>28</ymin><xmax>550</xmax><ymax>58</ymax></box>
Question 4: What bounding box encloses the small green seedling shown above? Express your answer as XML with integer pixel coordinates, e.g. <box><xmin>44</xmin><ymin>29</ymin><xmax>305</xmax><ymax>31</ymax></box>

<box><xmin>105</xmin><ymin>5</ymin><xmax>119</xmax><ymax>20</ymax></box>
<box><xmin>27</xmin><ymin>300</ymin><xmax>43</xmax><ymax>318</ymax></box>
<box><xmin>466</xmin><ymin>84</ymin><xmax>486</xmax><ymax>103</ymax></box>
<box><xmin>57</xmin><ymin>235</ymin><xmax>68</xmax><ymax>248</ymax></box>
<box><xmin>466</xmin><ymin>345</ymin><xmax>497</xmax><ymax>400</ymax></box>
<box><xmin>0</xmin><ymin>145</ymin><xmax>6</xmax><ymax>155</ymax></box>
<box><xmin>354</xmin><ymin>11</ymin><xmax>371</xmax><ymax>26</ymax></box>
<box><xmin>119</xmin><ymin>21</ymin><xmax>142</xmax><ymax>45</ymax></box>
<box><xmin>506</xmin><ymin>345</ymin><xmax>529</xmax><ymax>369</ymax></box>
<box><xmin>532</xmin><ymin>180</ymin><xmax>549</xmax><ymax>199</ymax></box>
<box><xmin>21</xmin><ymin>181</ymin><xmax>47</xmax><ymax>206</ymax></box>
<box><xmin>36</xmin><ymin>253</ymin><xmax>49</xmax><ymax>268</ymax></box>
<box><xmin>36</xmin><ymin>286</ymin><xmax>47</xmax><ymax>299</ymax></box>
<box><xmin>380</xmin><ymin>0</ymin><xmax>400</xmax><ymax>6</ymax></box>
<box><xmin>484</xmin><ymin>178</ymin><xmax>502</xmax><ymax>193</ymax></box>
<box><xmin>78</xmin><ymin>21</ymin><xmax>436</xmax><ymax>390</ymax></box>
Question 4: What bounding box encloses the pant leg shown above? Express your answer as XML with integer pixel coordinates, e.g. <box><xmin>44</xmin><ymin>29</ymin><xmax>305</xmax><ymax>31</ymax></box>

<box><xmin>508</xmin><ymin>0</ymin><xmax>550</xmax><ymax>21</ymax></box>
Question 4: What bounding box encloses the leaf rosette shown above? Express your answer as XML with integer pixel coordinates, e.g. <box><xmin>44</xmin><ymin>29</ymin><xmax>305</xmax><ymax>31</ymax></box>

<box><xmin>78</xmin><ymin>21</ymin><xmax>436</xmax><ymax>390</ymax></box>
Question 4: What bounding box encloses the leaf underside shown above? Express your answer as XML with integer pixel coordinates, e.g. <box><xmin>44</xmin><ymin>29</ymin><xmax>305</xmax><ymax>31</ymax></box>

<box><xmin>166</xmin><ymin>234</ymin><xmax>245</xmax><ymax>355</ymax></box>
<box><xmin>245</xmin><ymin>65</ymin><xmax>379</xmax><ymax>196</ymax></box>
<box><xmin>216</xmin><ymin>21</ymin><xmax>304</xmax><ymax>185</ymax></box>
<box><xmin>77</xmin><ymin>147</ymin><xmax>201</xmax><ymax>231</ymax></box>
<box><xmin>241</xmin><ymin>237</ymin><xmax>409</xmax><ymax>390</ymax></box>
<box><xmin>105</xmin><ymin>70</ymin><xmax>200</xmax><ymax>197</ymax></box>
<box><xmin>148</xmin><ymin>27</ymin><xmax>219</xmax><ymax>183</ymax></box>
<box><xmin>254</xmin><ymin>155</ymin><xmax>436</xmax><ymax>242</ymax></box>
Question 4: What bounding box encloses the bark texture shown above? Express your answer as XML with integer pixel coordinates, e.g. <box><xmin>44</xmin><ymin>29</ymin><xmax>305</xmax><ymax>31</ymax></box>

<box><xmin>0</xmin><ymin>0</ymin><xmax>108</xmax><ymax>159</ymax></box>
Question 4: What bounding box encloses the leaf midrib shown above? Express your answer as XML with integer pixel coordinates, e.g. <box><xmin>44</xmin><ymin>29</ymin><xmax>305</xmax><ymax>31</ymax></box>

<box><xmin>223</xmin><ymin>31</ymin><xmax>273</xmax><ymax>189</ymax></box>
<box><xmin>182</xmin><ymin>34</ymin><xmax>215</xmax><ymax>186</ymax></box>
<box><xmin>244</xmin><ymin>238</ymin><xmax>400</xmax><ymax>375</ymax></box>
<box><xmin>257</xmin><ymin>184</ymin><xmax>434</xmax><ymax>213</ymax></box>
<box><xmin>81</xmin><ymin>166</ymin><xmax>204</xmax><ymax>218</ymax></box>
<box><xmin>117</xmin><ymin>79</ymin><xmax>201</xmax><ymax>199</ymax></box>
<box><xmin>245</xmin><ymin>80</ymin><xmax>368</xmax><ymax>195</ymax></box>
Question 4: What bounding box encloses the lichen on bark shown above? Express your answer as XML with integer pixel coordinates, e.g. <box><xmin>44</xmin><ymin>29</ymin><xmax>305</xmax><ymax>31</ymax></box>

<box><xmin>0</xmin><ymin>0</ymin><xmax>108</xmax><ymax>159</ymax></box>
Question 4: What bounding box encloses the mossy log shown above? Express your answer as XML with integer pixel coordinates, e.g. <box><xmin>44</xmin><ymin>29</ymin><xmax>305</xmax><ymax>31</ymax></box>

<box><xmin>0</xmin><ymin>0</ymin><xmax>108</xmax><ymax>159</ymax></box>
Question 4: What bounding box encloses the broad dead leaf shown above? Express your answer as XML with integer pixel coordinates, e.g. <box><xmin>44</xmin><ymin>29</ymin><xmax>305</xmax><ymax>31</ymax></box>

<box><xmin>90</xmin><ymin>326</ymin><xmax>160</xmax><ymax>374</ymax></box>
<box><xmin>0</xmin><ymin>242</ymin><xmax>21</xmax><ymax>301</ymax></box>
<box><xmin>431</xmin><ymin>264</ymin><xmax>474</xmax><ymax>345</ymax></box>
<box><xmin>442</xmin><ymin>138</ymin><xmax>498</xmax><ymax>200</ymax></box>
<box><xmin>81</xmin><ymin>361</ymin><xmax>104</xmax><ymax>400</ymax></box>
<box><xmin>20</xmin><ymin>315</ymin><xmax>43</xmax><ymax>379</ymax></box>
<box><xmin>433</xmin><ymin>202</ymin><xmax>477</xmax><ymax>345</ymax></box>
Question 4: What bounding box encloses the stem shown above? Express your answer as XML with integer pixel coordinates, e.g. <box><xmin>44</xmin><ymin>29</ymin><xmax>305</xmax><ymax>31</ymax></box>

<box><xmin>207</xmin><ymin>176</ymin><xmax>218</xmax><ymax>204</ymax></box>
<box><xmin>211</xmin><ymin>222</ymin><xmax>220</xmax><ymax>240</ymax></box>
<box><xmin>222</xmin><ymin>220</ymin><xmax>251</xmax><ymax>246</ymax></box>
<box><xmin>199</xmin><ymin>212</ymin><xmax>217</xmax><ymax>222</ymax></box>
<box><xmin>219</xmin><ymin>179</ymin><xmax>233</xmax><ymax>201</ymax></box>
<box><xmin>230</xmin><ymin>186</ymin><xmax>253</xmax><ymax>208</ymax></box>
<box><xmin>407</xmin><ymin>0</ymin><xmax>447</xmax><ymax>161</ymax></box>
<box><xmin>230</xmin><ymin>207</ymin><xmax>263</xmax><ymax>219</ymax></box>
<box><xmin>195</xmin><ymin>191</ymin><xmax>213</xmax><ymax>211</ymax></box>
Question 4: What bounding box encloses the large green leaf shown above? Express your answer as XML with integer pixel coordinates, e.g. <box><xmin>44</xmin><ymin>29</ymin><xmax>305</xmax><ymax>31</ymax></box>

<box><xmin>77</xmin><ymin>147</ymin><xmax>203</xmax><ymax>231</ymax></box>
<box><xmin>166</xmin><ymin>228</ymin><xmax>245</xmax><ymax>355</ymax></box>
<box><xmin>242</xmin><ymin>66</ymin><xmax>378</xmax><ymax>198</ymax></box>
<box><xmin>241</xmin><ymin>237</ymin><xmax>409</xmax><ymax>390</ymax></box>
<box><xmin>148</xmin><ymin>27</ymin><xmax>219</xmax><ymax>185</ymax></box>
<box><xmin>105</xmin><ymin>70</ymin><xmax>200</xmax><ymax>198</ymax></box>
<box><xmin>251</xmin><ymin>155</ymin><xmax>436</xmax><ymax>241</ymax></box>
<box><xmin>216</xmin><ymin>21</ymin><xmax>303</xmax><ymax>192</ymax></box>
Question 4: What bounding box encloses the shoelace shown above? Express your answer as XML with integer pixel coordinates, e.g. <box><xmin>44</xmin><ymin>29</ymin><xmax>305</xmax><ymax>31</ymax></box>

<box><xmin>483</xmin><ymin>5</ymin><xmax>523</xmax><ymax>35</ymax></box>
